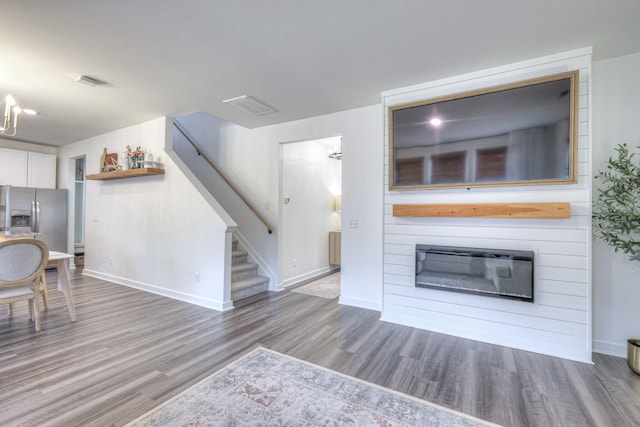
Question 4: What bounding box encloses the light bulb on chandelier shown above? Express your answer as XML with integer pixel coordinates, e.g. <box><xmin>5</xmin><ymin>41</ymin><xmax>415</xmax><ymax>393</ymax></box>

<box><xmin>1</xmin><ymin>94</ymin><xmax>37</xmax><ymax>137</ymax></box>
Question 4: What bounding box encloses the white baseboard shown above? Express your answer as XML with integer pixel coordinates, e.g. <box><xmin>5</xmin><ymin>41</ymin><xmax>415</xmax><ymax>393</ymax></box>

<box><xmin>83</xmin><ymin>269</ymin><xmax>234</xmax><ymax>312</ymax></box>
<box><xmin>592</xmin><ymin>339</ymin><xmax>627</xmax><ymax>358</ymax></box>
<box><xmin>338</xmin><ymin>296</ymin><xmax>381</xmax><ymax>312</ymax></box>
<box><xmin>280</xmin><ymin>266</ymin><xmax>334</xmax><ymax>289</ymax></box>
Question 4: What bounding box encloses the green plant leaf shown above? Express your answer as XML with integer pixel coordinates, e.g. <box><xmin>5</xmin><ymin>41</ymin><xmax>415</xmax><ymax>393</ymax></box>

<box><xmin>592</xmin><ymin>143</ymin><xmax>640</xmax><ymax>262</ymax></box>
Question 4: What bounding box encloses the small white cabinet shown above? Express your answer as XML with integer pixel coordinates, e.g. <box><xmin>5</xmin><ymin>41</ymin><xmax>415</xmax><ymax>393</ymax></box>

<box><xmin>0</xmin><ymin>148</ymin><xmax>56</xmax><ymax>188</ymax></box>
<box><xmin>27</xmin><ymin>152</ymin><xmax>56</xmax><ymax>188</ymax></box>
<box><xmin>0</xmin><ymin>148</ymin><xmax>28</xmax><ymax>186</ymax></box>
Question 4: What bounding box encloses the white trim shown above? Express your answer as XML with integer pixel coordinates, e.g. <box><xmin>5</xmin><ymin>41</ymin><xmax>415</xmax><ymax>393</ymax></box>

<box><xmin>339</xmin><ymin>295</ymin><xmax>382</xmax><ymax>312</ymax></box>
<box><xmin>592</xmin><ymin>339</ymin><xmax>627</xmax><ymax>358</ymax></box>
<box><xmin>585</xmin><ymin>52</ymin><xmax>595</xmax><ymax>359</ymax></box>
<box><xmin>82</xmin><ymin>269</ymin><xmax>234</xmax><ymax>312</ymax></box>
<box><xmin>279</xmin><ymin>266</ymin><xmax>334</xmax><ymax>289</ymax></box>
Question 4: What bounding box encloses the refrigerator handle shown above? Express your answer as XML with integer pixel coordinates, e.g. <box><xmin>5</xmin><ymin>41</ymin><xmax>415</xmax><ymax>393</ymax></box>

<box><xmin>31</xmin><ymin>201</ymin><xmax>36</xmax><ymax>232</ymax></box>
<box><xmin>35</xmin><ymin>201</ymin><xmax>41</xmax><ymax>233</ymax></box>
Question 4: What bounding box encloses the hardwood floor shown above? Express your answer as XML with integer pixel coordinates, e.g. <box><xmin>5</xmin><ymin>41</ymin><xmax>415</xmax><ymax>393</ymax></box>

<box><xmin>1</xmin><ymin>270</ymin><xmax>639</xmax><ymax>426</ymax></box>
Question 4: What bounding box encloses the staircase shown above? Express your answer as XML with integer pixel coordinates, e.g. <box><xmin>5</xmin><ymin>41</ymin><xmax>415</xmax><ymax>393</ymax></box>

<box><xmin>231</xmin><ymin>236</ymin><xmax>270</xmax><ymax>301</ymax></box>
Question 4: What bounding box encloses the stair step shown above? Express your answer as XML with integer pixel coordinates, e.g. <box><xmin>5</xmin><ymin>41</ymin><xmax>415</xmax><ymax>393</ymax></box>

<box><xmin>232</xmin><ymin>250</ymin><xmax>248</xmax><ymax>265</ymax></box>
<box><xmin>232</xmin><ymin>275</ymin><xmax>269</xmax><ymax>301</ymax></box>
<box><xmin>232</xmin><ymin>262</ymin><xmax>259</xmax><ymax>281</ymax></box>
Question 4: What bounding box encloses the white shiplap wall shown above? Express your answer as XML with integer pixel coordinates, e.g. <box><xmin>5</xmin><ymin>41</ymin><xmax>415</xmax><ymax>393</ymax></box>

<box><xmin>381</xmin><ymin>48</ymin><xmax>593</xmax><ymax>363</ymax></box>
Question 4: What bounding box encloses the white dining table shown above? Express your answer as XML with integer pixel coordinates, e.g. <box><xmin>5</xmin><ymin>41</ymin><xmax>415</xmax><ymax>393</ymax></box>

<box><xmin>47</xmin><ymin>251</ymin><xmax>78</xmax><ymax>322</ymax></box>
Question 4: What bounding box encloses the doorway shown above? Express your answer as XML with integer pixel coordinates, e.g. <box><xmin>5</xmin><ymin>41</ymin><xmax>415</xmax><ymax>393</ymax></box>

<box><xmin>279</xmin><ymin>136</ymin><xmax>342</xmax><ymax>287</ymax></box>
<box><xmin>73</xmin><ymin>156</ymin><xmax>86</xmax><ymax>266</ymax></box>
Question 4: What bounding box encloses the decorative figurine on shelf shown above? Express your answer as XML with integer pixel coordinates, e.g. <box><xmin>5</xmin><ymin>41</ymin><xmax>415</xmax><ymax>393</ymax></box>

<box><xmin>100</xmin><ymin>147</ymin><xmax>119</xmax><ymax>173</ymax></box>
<box><xmin>124</xmin><ymin>145</ymin><xmax>145</xmax><ymax>169</ymax></box>
<box><xmin>100</xmin><ymin>148</ymin><xmax>106</xmax><ymax>172</ymax></box>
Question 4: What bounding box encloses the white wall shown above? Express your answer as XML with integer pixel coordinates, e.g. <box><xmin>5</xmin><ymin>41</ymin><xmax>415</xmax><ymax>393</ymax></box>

<box><xmin>252</xmin><ymin>106</ymin><xmax>383</xmax><ymax>310</ymax></box>
<box><xmin>174</xmin><ymin>112</ymin><xmax>273</xmax><ymax>225</ymax></box>
<box><xmin>57</xmin><ymin>117</ymin><xmax>235</xmax><ymax>311</ymax></box>
<box><xmin>382</xmin><ymin>49</ymin><xmax>593</xmax><ymax>362</ymax></box>
<box><xmin>592</xmin><ymin>52</ymin><xmax>640</xmax><ymax>357</ymax></box>
<box><xmin>169</xmin><ymin>118</ymin><xmax>276</xmax><ymax>289</ymax></box>
<box><xmin>189</xmin><ymin>106</ymin><xmax>382</xmax><ymax>310</ymax></box>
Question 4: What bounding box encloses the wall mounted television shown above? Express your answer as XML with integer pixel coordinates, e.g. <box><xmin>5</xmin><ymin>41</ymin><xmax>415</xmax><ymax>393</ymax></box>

<box><xmin>388</xmin><ymin>71</ymin><xmax>579</xmax><ymax>190</ymax></box>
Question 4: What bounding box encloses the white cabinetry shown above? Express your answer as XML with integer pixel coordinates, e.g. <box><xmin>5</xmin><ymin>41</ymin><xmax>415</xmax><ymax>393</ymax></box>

<box><xmin>0</xmin><ymin>148</ymin><xmax>28</xmax><ymax>186</ymax></box>
<box><xmin>27</xmin><ymin>152</ymin><xmax>56</xmax><ymax>188</ymax></box>
<box><xmin>0</xmin><ymin>148</ymin><xmax>56</xmax><ymax>188</ymax></box>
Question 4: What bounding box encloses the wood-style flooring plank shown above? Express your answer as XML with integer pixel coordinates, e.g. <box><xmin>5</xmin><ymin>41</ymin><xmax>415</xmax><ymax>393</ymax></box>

<box><xmin>1</xmin><ymin>270</ymin><xmax>639</xmax><ymax>426</ymax></box>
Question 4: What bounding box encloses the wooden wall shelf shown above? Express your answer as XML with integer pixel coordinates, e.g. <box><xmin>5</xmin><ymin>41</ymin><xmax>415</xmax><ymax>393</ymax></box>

<box><xmin>86</xmin><ymin>168</ymin><xmax>165</xmax><ymax>181</ymax></box>
<box><xmin>392</xmin><ymin>203</ymin><xmax>570</xmax><ymax>219</ymax></box>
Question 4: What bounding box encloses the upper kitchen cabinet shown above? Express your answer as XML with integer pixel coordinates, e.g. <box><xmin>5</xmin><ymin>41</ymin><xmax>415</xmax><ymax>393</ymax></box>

<box><xmin>0</xmin><ymin>148</ymin><xmax>56</xmax><ymax>189</ymax></box>
<box><xmin>0</xmin><ymin>148</ymin><xmax>28</xmax><ymax>186</ymax></box>
<box><xmin>28</xmin><ymin>152</ymin><xmax>56</xmax><ymax>188</ymax></box>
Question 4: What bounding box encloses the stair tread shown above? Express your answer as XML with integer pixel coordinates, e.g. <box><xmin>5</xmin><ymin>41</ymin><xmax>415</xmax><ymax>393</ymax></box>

<box><xmin>232</xmin><ymin>275</ymin><xmax>269</xmax><ymax>289</ymax></box>
<box><xmin>230</xmin><ymin>236</ymin><xmax>267</xmax><ymax>301</ymax></box>
<box><xmin>232</xmin><ymin>262</ymin><xmax>258</xmax><ymax>272</ymax></box>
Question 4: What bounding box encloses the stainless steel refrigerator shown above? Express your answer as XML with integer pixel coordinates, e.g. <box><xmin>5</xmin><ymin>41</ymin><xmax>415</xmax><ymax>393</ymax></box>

<box><xmin>0</xmin><ymin>185</ymin><xmax>68</xmax><ymax>253</ymax></box>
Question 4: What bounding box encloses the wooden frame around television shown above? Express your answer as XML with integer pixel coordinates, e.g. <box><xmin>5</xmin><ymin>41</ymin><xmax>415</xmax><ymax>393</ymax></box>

<box><xmin>388</xmin><ymin>70</ymin><xmax>579</xmax><ymax>190</ymax></box>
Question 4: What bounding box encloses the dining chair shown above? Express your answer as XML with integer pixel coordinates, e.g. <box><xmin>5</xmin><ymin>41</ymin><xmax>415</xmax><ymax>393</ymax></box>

<box><xmin>0</xmin><ymin>238</ymin><xmax>49</xmax><ymax>331</ymax></box>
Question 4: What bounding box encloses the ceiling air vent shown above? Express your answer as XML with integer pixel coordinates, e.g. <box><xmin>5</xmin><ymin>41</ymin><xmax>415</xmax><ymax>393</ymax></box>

<box><xmin>74</xmin><ymin>75</ymin><xmax>108</xmax><ymax>86</ymax></box>
<box><xmin>223</xmin><ymin>95</ymin><xmax>275</xmax><ymax>116</ymax></box>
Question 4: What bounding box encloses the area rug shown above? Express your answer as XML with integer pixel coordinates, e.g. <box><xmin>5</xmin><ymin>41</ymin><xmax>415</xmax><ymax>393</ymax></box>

<box><xmin>126</xmin><ymin>347</ymin><xmax>500</xmax><ymax>426</ymax></box>
<box><xmin>290</xmin><ymin>272</ymin><xmax>340</xmax><ymax>299</ymax></box>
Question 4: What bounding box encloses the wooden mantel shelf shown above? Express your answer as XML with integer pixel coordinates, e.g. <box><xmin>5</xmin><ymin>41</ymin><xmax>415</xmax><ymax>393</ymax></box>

<box><xmin>86</xmin><ymin>168</ymin><xmax>165</xmax><ymax>181</ymax></box>
<box><xmin>392</xmin><ymin>203</ymin><xmax>570</xmax><ymax>219</ymax></box>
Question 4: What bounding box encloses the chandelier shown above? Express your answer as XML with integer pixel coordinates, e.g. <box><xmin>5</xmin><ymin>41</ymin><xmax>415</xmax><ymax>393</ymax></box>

<box><xmin>1</xmin><ymin>95</ymin><xmax>20</xmax><ymax>136</ymax></box>
<box><xmin>1</xmin><ymin>94</ymin><xmax>36</xmax><ymax>137</ymax></box>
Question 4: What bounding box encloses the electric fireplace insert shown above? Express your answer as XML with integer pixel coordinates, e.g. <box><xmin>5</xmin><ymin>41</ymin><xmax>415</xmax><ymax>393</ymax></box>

<box><xmin>416</xmin><ymin>245</ymin><xmax>534</xmax><ymax>302</ymax></box>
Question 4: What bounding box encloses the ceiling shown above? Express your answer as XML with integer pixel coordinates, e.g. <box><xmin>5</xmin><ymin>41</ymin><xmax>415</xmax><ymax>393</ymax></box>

<box><xmin>1</xmin><ymin>0</ymin><xmax>640</xmax><ymax>147</ymax></box>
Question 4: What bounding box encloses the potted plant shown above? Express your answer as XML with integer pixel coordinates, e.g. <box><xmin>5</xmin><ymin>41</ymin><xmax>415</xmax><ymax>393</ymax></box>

<box><xmin>592</xmin><ymin>143</ymin><xmax>640</xmax><ymax>375</ymax></box>
<box><xmin>124</xmin><ymin>145</ymin><xmax>145</xmax><ymax>169</ymax></box>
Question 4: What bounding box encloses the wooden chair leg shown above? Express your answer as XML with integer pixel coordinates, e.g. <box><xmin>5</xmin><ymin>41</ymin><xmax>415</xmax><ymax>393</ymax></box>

<box><xmin>33</xmin><ymin>294</ymin><xmax>41</xmax><ymax>332</ymax></box>
<box><xmin>8</xmin><ymin>303</ymin><xmax>13</xmax><ymax>316</ymax></box>
<box><xmin>28</xmin><ymin>299</ymin><xmax>34</xmax><ymax>321</ymax></box>
<box><xmin>40</xmin><ymin>271</ymin><xmax>49</xmax><ymax>310</ymax></box>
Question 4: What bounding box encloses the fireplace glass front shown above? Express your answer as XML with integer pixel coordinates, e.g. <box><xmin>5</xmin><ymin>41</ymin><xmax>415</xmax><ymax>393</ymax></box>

<box><xmin>416</xmin><ymin>245</ymin><xmax>534</xmax><ymax>302</ymax></box>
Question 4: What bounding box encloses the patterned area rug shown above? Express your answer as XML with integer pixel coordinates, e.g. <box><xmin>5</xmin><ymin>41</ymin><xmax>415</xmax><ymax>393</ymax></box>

<box><xmin>126</xmin><ymin>347</ymin><xmax>500</xmax><ymax>426</ymax></box>
<box><xmin>290</xmin><ymin>272</ymin><xmax>340</xmax><ymax>299</ymax></box>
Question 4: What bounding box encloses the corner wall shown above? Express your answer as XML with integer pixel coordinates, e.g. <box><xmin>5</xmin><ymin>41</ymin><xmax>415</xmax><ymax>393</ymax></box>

<box><xmin>382</xmin><ymin>49</ymin><xmax>593</xmax><ymax>362</ymax></box>
<box><xmin>57</xmin><ymin>117</ymin><xmax>235</xmax><ymax>311</ymax></box>
<box><xmin>252</xmin><ymin>106</ymin><xmax>383</xmax><ymax>309</ymax></box>
<box><xmin>592</xmin><ymin>52</ymin><xmax>640</xmax><ymax>357</ymax></box>
<box><xmin>191</xmin><ymin>106</ymin><xmax>383</xmax><ymax>310</ymax></box>
<box><xmin>171</xmin><ymin>114</ymin><xmax>277</xmax><ymax>289</ymax></box>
